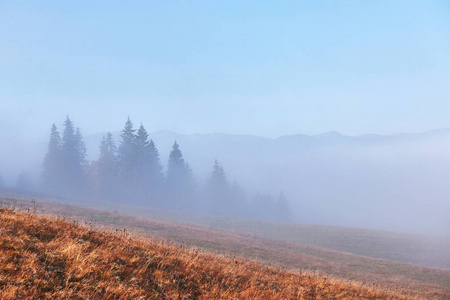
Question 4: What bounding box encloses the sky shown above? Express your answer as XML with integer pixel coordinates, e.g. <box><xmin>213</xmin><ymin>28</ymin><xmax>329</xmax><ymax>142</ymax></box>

<box><xmin>1</xmin><ymin>0</ymin><xmax>450</xmax><ymax>142</ymax></box>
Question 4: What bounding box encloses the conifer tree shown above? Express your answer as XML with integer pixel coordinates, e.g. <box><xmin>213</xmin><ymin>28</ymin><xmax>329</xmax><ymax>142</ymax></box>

<box><xmin>61</xmin><ymin>116</ymin><xmax>76</xmax><ymax>187</ymax></box>
<box><xmin>97</xmin><ymin>132</ymin><xmax>118</xmax><ymax>200</ymax></box>
<box><xmin>42</xmin><ymin>123</ymin><xmax>62</xmax><ymax>193</ymax></box>
<box><xmin>147</xmin><ymin>139</ymin><xmax>164</xmax><ymax>187</ymax></box>
<box><xmin>75</xmin><ymin>127</ymin><xmax>87</xmax><ymax>169</ymax></box>
<box><xmin>117</xmin><ymin>117</ymin><xmax>137</xmax><ymax>184</ymax></box>
<box><xmin>134</xmin><ymin>124</ymin><xmax>164</xmax><ymax>203</ymax></box>
<box><xmin>204</xmin><ymin>159</ymin><xmax>232</xmax><ymax>214</ymax></box>
<box><xmin>166</xmin><ymin>141</ymin><xmax>187</xmax><ymax>187</ymax></box>
<box><xmin>60</xmin><ymin>116</ymin><xmax>87</xmax><ymax>195</ymax></box>
<box><xmin>135</xmin><ymin>124</ymin><xmax>150</xmax><ymax>181</ymax></box>
<box><xmin>116</xmin><ymin>119</ymin><xmax>165</xmax><ymax>204</ymax></box>
<box><xmin>166</xmin><ymin>141</ymin><xmax>195</xmax><ymax>209</ymax></box>
<box><xmin>210</xmin><ymin>159</ymin><xmax>227</xmax><ymax>187</ymax></box>
<box><xmin>99</xmin><ymin>132</ymin><xmax>117</xmax><ymax>167</ymax></box>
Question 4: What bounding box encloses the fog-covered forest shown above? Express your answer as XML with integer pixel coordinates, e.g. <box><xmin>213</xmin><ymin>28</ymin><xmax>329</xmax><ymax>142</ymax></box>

<box><xmin>35</xmin><ymin>116</ymin><xmax>292</xmax><ymax>222</ymax></box>
<box><xmin>2</xmin><ymin>116</ymin><xmax>450</xmax><ymax>236</ymax></box>
<box><xmin>2</xmin><ymin>1</ymin><xmax>450</xmax><ymax>238</ymax></box>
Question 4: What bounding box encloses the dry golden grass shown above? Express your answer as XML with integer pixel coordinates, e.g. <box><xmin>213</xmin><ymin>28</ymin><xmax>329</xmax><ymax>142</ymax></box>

<box><xmin>0</xmin><ymin>207</ymin><xmax>418</xmax><ymax>299</ymax></box>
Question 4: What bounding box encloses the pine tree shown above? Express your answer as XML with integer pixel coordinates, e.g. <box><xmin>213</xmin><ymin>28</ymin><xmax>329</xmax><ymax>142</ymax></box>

<box><xmin>211</xmin><ymin>159</ymin><xmax>227</xmax><ymax>187</ymax></box>
<box><xmin>61</xmin><ymin>116</ymin><xmax>76</xmax><ymax>190</ymax></box>
<box><xmin>117</xmin><ymin>117</ymin><xmax>137</xmax><ymax>183</ymax></box>
<box><xmin>166</xmin><ymin>141</ymin><xmax>185</xmax><ymax>187</ymax></box>
<box><xmin>134</xmin><ymin>124</ymin><xmax>164</xmax><ymax>203</ymax></box>
<box><xmin>97</xmin><ymin>132</ymin><xmax>118</xmax><ymax>200</ymax></box>
<box><xmin>42</xmin><ymin>123</ymin><xmax>62</xmax><ymax>193</ymax></box>
<box><xmin>99</xmin><ymin>132</ymin><xmax>117</xmax><ymax>166</ymax></box>
<box><xmin>60</xmin><ymin>116</ymin><xmax>87</xmax><ymax>195</ymax></box>
<box><xmin>74</xmin><ymin>127</ymin><xmax>88</xmax><ymax>190</ymax></box>
<box><xmin>135</xmin><ymin>124</ymin><xmax>150</xmax><ymax>181</ymax></box>
<box><xmin>116</xmin><ymin>119</ymin><xmax>166</xmax><ymax>205</ymax></box>
<box><xmin>166</xmin><ymin>141</ymin><xmax>195</xmax><ymax>209</ymax></box>
<box><xmin>75</xmin><ymin>127</ymin><xmax>87</xmax><ymax>169</ymax></box>
<box><xmin>204</xmin><ymin>159</ymin><xmax>231</xmax><ymax>214</ymax></box>
<box><xmin>147</xmin><ymin>139</ymin><xmax>164</xmax><ymax>187</ymax></box>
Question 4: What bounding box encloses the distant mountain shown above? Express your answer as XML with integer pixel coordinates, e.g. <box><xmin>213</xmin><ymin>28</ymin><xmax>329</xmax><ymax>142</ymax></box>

<box><xmin>84</xmin><ymin>127</ymin><xmax>450</xmax><ymax>160</ymax></box>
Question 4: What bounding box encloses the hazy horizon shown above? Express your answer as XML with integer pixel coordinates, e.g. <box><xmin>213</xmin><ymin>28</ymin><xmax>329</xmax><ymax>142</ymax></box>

<box><xmin>1</xmin><ymin>1</ymin><xmax>450</xmax><ymax>237</ymax></box>
<box><xmin>2</xmin><ymin>1</ymin><xmax>450</xmax><ymax>143</ymax></box>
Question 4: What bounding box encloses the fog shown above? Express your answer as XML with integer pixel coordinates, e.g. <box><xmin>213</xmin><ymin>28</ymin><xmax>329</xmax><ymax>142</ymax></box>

<box><xmin>1</xmin><ymin>125</ymin><xmax>450</xmax><ymax>237</ymax></box>
<box><xmin>1</xmin><ymin>1</ymin><xmax>450</xmax><ymax>237</ymax></box>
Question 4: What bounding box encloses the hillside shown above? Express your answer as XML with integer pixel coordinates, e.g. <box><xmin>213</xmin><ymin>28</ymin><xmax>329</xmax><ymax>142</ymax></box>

<box><xmin>1</xmin><ymin>194</ymin><xmax>450</xmax><ymax>299</ymax></box>
<box><xmin>90</xmin><ymin>200</ymin><xmax>450</xmax><ymax>270</ymax></box>
<box><xmin>0</xmin><ymin>207</ymin><xmax>418</xmax><ymax>299</ymax></box>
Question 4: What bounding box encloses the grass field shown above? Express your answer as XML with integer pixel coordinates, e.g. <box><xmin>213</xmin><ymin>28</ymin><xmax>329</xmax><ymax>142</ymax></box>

<box><xmin>113</xmin><ymin>203</ymin><xmax>450</xmax><ymax>270</ymax></box>
<box><xmin>0</xmin><ymin>206</ymin><xmax>423</xmax><ymax>299</ymax></box>
<box><xmin>1</xmin><ymin>193</ymin><xmax>450</xmax><ymax>299</ymax></box>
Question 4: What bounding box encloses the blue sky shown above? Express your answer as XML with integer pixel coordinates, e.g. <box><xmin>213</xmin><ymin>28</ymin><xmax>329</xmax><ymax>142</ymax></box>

<box><xmin>1</xmin><ymin>1</ymin><xmax>450</xmax><ymax>141</ymax></box>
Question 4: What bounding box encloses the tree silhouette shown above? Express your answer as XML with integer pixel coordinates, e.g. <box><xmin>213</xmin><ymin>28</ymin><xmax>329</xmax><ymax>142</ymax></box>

<box><xmin>60</xmin><ymin>117</ymin><xmax>87</xmax><ymax>195</ymax></box>
<box><xmin>97</xmin><ymin>132</ymin><xmax>118</xmax><ymax>200</ymax></box>
<box><xmin>204</xmin><ymin>159</ymin><xmax>232</xmax><ymax>215</ymax></box>
<box><xmin>117</xmin><ymin>117</ymin><xmax>137</xmax><ymax>198</ymax></box>
<box><xmin>135</xmin><ymin>124</ymin><xmax>164</xmax><ymax>204</ymax></box>
<box><xmin>166</xmin><ymin>141</ymin><xmax>196</xmax><ymax>209</ymax></box>
<box><xmin>42</xmin><ymin>123</ymin><xmax>62</xmax><ymax>193</ymax></box>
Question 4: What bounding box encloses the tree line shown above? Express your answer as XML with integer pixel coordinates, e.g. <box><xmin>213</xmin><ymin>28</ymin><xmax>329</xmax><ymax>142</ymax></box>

<box><xmin>40</xmin><ymin>116</ymin><xmax>292</xmax><ymax>222</ymax></box>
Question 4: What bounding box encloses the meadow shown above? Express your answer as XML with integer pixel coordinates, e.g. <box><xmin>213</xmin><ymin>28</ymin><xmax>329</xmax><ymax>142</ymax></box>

<box><xmin>1</xmin><ymin>193</ymin><xmax>449</xmax><ymax>299</ymax></box>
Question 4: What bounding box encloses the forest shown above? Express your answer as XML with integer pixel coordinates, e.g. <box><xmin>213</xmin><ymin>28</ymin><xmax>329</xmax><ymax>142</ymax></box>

<box><xmin>38</xmin><ymin>116</ymin><xmax>291</xmax><ymax>222</ymax></box>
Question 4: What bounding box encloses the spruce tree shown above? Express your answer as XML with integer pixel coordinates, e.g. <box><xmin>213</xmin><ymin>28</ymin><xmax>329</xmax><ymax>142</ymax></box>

<box><xmin>166</xmin><ymin>141</ymin><xmax>186</xmax><ymax>188</ymax></box>
<box><xmin>133</xmin><ymin>124</ymin><xmax>165</xmax><ymax>204</ymax></box>
<box><xmin>204</xmin><ymin>159</ymin><xmax>231</xmax><ymax>214</ymax></box>
<box><xmin>166</xmin><ymin>141</ymin><xmax>195</xmax><ymax>209</ymax></box>
<box><xmin>97</xmin><ymin>132</ymin><xmax>118</xmax><ymax>200</ymax></box>
<box><xmin>135</xmin><ymin>124</ymin><xmax>150</xmax><ymax>181</ymax></box>
<box><xmin>118</xmin><ymin>117</ymin><xmax>136</xmax><ymax>177</ymax></box>
<box><xmin>147</xmin><ymin>139</ymin><xmax>164</xmax><ymax>188</ymax></box>
<box><xmin>74</xmin><ymin>127</ymin><xmax>88</xmax><ymax>190</ymax></box>
<box><xmin>60</xmin><ymin>116</ymin><xmax>87</xmax><ymax>195</ymax></box>
<box><xmin>75</xmin><ymin>127</ymin><xmax>87</xmax><ymax>169</ymax></box>
<box><xmin>210</xmin><ymin>159</ymin><xmax>227</xmax><ymax>187</ymax></box>
<box><xmin>42</xmin><ymin>123</ymin><xmax>62</xmax><ymax>193</ymax></box>
<box><xmin>117</xmin><ymin>117</ymin><xmax>137</xmax><ymax>198</ymax></box>
<box><xmin>61</xmin><ymin>116</ymin><xmax>76</xmax><ymax>190</ymax></box>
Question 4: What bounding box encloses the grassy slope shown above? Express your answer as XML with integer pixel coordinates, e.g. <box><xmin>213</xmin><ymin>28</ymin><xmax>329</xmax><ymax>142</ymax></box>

<box><xmin>118</xmin><ymin>205</ymin><xmax>450</xmax><ymax>270</ymax></box>
<box><xmin>0</xmin><ymin>207</ymin><xmax>413</xmax><ymax>299</ymax></box>
<box><xmin>1</xmin><ymin>194</ymin><xmax>450</xmax><ymax>299</ymax></box>
<box><xmin>8</xmin><ymin>192</ymin><xmax>450</xmax><ymax>271</ymax></box>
